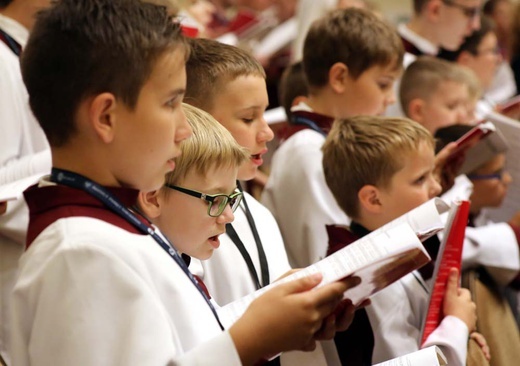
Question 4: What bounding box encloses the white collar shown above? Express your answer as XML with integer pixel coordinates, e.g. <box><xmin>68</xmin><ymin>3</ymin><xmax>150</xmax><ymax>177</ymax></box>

<box><xmin>398</xmin><ymin>23</ymin><xmax>438</xmax><ymax>56</ymax></box>
<box><xmin>0</xmin><ymin>13</ymin><xmax>29</xmax><ymax>47</ymax></box>
<box><xmin>290</xmin><ymin>100</ymin><xmax>314</xmax><ymax>113</ymax></box>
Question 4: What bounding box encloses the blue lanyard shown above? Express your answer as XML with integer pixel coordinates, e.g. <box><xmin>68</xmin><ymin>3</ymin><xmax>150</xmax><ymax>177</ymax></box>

<box><xmin>291</xmin><ymin>115</ymin><xmax>327</xmax><ymax>137</ymax></box>
<box><xmin>50</xmin><ymin>168</ymin><xmax>224</xmax><ymax>330</ymax></box>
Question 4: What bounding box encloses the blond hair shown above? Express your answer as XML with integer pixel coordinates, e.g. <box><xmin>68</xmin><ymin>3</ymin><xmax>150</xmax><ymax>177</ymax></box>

<box><xmin>184</xmin><ymin>38</ymin><xmax>266</xmax><ymax>111</ymax></box>
<box><xmin>165</xmin><ymin>103</ymin><xmax>249</xmax><ymax>187</ymax></box>
<box><xmin>400</xmin><ymin>56</ymin><xmax>472</xmax><ymax>117</ymax></box>
<box><xmin>322</xmin><ymin>116</ymin><xmax>434</xmax><ymax>219</ymax></box>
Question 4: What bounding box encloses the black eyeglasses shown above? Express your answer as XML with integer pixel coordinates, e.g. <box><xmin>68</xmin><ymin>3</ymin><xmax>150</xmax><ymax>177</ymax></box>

<box><xmin>165</xmin><ymin>184</ymin><xmax>243</xmax><ymax>217</ymax></box>
<box><xmin>442</xmin><ymin>0</ymin><xmax>481</xmax><ymax>19</ymax></box>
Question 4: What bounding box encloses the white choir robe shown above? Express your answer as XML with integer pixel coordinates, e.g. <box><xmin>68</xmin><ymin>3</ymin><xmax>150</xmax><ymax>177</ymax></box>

<box><xmin>10</xmin><ymin>217</ymin><xmax>241</xmax><ymax>366</ymax></box>
<box><xmin>261</xmin><ymin>128</ymin><xmax>350</xmax><ymax>268</ymax></box>
<box><xmin>0</xmin><ymin>14</ymin><xmax>51</xmax><ymax>365</ymax></box>
<box><xmin>192</xmin><ymin>192</ymin><xmax>337</xmax><ymax>366</ymax></box>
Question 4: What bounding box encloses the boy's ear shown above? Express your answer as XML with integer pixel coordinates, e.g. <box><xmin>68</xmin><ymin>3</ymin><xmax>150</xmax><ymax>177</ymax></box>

<box><xmin>137</xmin><ymin>190</ymin><xmax>163</xmax><ymax>219</ymax></box>
<box><xmin>329</xmin><ymin>62</ymin><xmax>349</xmax><ymax>94</ymax></box>
<box><xmin>425</xmin><ymin>0</ymin><xmax>442</xmax><ymax>22</ymax></box>
<box><xmin>358</xmin><ymin>185</ymin><xmax>383</xmax><ymax>214</ymax></box>
<box><xmin>89</xmin><ymin>92</ymin><xmax>118</xmax><ymax>144</ymax></box>
<box><xmin>407</xmin><ymin>98</ymin><xmax>426</xmax><ymax>124</ymax></box>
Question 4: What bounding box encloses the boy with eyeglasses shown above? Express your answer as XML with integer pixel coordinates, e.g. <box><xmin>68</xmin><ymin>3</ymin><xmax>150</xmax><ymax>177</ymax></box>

<box><xmin>399</xmin><ymin>0</ymin><xmax>482</xmax><ymax>58</ymax></box>
<box><xmin>386</xmin><ymin>0</ymin><xmax>482</xmax><ymax>117</ymax></box>
<box><xmin>10</xmin><ymin>2</ymin><xmax>358</xmax><ymax>364</ymax></box>
<box><xmin>435</xmin><ymin>123</ymin><xmax>520</xmax><ymax>363</ymax></box>
<box><xmin>137</xmin><ymin>103</ymin><xmax>249</xmax><ymax>262</ymax></box>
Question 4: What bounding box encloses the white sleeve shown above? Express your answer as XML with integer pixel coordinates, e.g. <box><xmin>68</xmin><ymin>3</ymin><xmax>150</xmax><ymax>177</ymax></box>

<box><xmin>423</xmin><ymin>315</ymin><xmax>468</xmax><ymax>366</ymax></box>
<box><xmin>0</xmin><ymin>149</ymin><xmax>51</xmax><ymax>185</ymax></box>
<box><xmin>367</xmin><ymin>276</ymin><xmax>468</xmax><ymax>366</ymax></box>
<box><xmin>10</xmin><ymin>245</ymin><xmax>241</xmax><ymax>366</ymax></box>
<box><xmin>462</xmin><ymin>223</ymin><xmax>520</xmax><ymax>286</ymax></box>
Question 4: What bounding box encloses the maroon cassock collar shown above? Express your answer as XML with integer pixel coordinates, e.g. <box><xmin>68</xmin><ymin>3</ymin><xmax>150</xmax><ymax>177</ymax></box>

<box><xmin>280</xmin><ymin>110</ymin><xmax>335</xmax><ymax>142</ymax></box>
<box><xmin>24</xmin><ymin>183</ymin><xmax>143</xmax><ymax>249</ymax></box>
<box><xmin>23</xmin><ymin>182</ymin><xmax>212</xmax><ymax>297</ymax></box>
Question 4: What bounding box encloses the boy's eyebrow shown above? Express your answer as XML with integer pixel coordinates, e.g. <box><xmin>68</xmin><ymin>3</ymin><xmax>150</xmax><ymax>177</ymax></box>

<box><xmin>167</xmin><ymin>87</ymin><xmax>186</xmax><ymax>98</ymax></box>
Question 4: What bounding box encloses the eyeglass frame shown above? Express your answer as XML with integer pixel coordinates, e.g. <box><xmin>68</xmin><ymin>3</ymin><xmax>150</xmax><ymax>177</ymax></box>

<box><xmin>466</xmin><ymin>168</ymin><xmax>505</xmax><ymax>181</ymax></box>
<box><xmin>165</xmin><ymin>184</ymin><xmax>243</xmax><ymax>217</ymax></box>
<box><xmin>441</xmin><ymin>0</ymin><xmax>481</xmax><ymax>19</ymax></box>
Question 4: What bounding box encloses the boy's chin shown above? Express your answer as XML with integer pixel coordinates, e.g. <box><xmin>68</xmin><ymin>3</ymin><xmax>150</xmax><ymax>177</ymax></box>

<box><xmin>237</xmin><ymin>165</ymin><xmax>257</xmax><ymax>182</ymax></box>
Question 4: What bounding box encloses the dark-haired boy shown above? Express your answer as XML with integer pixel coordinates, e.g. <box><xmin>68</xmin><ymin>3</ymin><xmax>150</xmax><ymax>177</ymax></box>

<box><xmin>262</xmin><ymin>7</ymin><xmax>403</xmax><ymax>269</ymax></box>
<box><xmin>9</xmin><ymin>1</ymin><xmax>355</xmax><ymax>365</ymax></box>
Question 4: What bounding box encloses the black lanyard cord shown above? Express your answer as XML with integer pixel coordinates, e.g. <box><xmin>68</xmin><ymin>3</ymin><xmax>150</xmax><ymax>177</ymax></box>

<box><xmin>225</xmin><ymin>182</ymin><xmax>270</xmax><ymax>289</ymax></box>
<box><xmin>50</xmin><ymin>168</ymin><xmax>224</xmax><ymax>330</ymax></box>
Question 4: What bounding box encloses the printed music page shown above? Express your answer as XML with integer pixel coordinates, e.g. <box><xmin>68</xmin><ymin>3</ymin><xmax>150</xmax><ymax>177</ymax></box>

<box><xmin>218</xmin><ymin>198</ymin><xmax>451</xmax><ymax>328</ymax></box>
<box><xmin>373</xmin><ymin>346</ymin><xmax>447</xmax><ymax>366</ymax></box>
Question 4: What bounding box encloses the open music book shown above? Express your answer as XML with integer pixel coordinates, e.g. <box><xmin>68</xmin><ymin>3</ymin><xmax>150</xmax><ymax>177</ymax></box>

<box><xmin>495</xmin><ymin>94</ymin><xmax>520</xmax><ymax>120</ymax></box>
<box><xmin>217</xmin><ymin>198</ymin><xmax>451</xmax><ymax>328</ymax></box>
<box><xmin>373</xmin><ymin>346</ymin><xmax>447</xmax><ymax>366</ymax></box>
<box><xmin>443</xmin><ymin>121</ymin><xmax>509</xmax><ymax>175</ymax></box>
<box><xmin>420</xmin><ymin>200</ymin><xmax>470</xmax><ymax>344</ymax></box>
<box><xmin>481</xmin><ymin>111</ymin><xmax>520</xmax><ymax>222</ymax></box>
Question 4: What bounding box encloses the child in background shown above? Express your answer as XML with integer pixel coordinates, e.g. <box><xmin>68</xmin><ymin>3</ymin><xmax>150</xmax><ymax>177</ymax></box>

<box><xmin>262</xmin><ymin>7</ymin><xmax>404</xmax><ymax>269</ymax></box>
<box><xmin>400</xmin><ymin>55</ymin><xmax>520</xmax><ymax>293</ymax></box>
<box><xmin>278</xmin><ymin>61</ymin><xmax>308</xmax><ymax>122</ymax></box>
<box><xmin>9</xmin><ymin>2</ymin><xmax>357</xmax><ymax>364</ymax></box>
<box><xmin>435</xmin><ymin>123</ymin><xmax>520</xmax><ymax>363</ymax></box>
<box><xmin>399</xmin><ymin>56</ymin><xmax>473</xmax><ymax>134</ymax></box>
<box><xmin>184</xmin><ymin>37</ymin><xmax>290</xmax><ymax>305</ymax></box>
<box><xmin>322</xmin><ymin>116</ymin><xmax>482</xmax><ymax>366</ymax></box>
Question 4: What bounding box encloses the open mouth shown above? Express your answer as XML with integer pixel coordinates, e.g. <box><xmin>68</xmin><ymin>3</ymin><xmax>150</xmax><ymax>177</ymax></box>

<box><xmin>208</xmin><ymin>235</ymin><xmax>220</xmax><ymax>249</ymax></box>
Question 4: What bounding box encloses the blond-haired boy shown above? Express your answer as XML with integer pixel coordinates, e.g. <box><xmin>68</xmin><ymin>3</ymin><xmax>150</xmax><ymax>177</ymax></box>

<box><xmin>262</xmin><ymin>7</ymin><xmax>403</xmax><ymax>269</ymax></box>
<box><xmin>322</xmin><ymin>116</ymin><xmax>478</xmax><ymax>366</ymax></box>
<box><xmin>138</xmin><ymin>103</ymin><xmax>250</xmax><ymax>261</ymax></box>
<box><xmin>400</xmin><ymin>56</ymin><xmax>474</xmax><ymax>134</ymax></box>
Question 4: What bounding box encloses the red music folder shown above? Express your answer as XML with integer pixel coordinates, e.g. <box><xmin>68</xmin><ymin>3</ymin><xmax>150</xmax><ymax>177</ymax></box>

<box><xmin>420</xmin><ymin>200</ymin><xmax>470</xmax><ymax>345</ymax></box>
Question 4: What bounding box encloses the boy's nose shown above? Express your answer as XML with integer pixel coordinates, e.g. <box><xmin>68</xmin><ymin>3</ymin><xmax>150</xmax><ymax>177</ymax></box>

<box><xmin>503</xmin><ymin>171</ymin><xmax>513</xmax><ymax>186</ymax></box>
<box><xmin>456</xmin><ymin>107</ymin><xmax>469</xmax><ymax>124</ymax></box>
<box><xmin>429</xmin><ymin>177</ymin><xmax>442</xmax><ymax>198</ymax></box>
<box><xmin>216</xmin><ymin>204</ymin><xmax>235</xmax><ymax>224</ymax></box>
<box><xmin>386</xmin><ymin>90</ymin><xmax>396</xmax><ymax>106</ymax></box>
<box><xmin>258</xmin><ymin>117</ymin><xmax>275</xmax><ymax>143</ymax></box>
<box><xmin>175</xmin><ymin>109</ymin><xmax>192</xmax><ymax>143</ymax></box>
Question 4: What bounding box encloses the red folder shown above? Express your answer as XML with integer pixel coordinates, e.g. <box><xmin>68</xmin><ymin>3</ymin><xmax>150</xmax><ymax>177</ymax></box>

<box><xmin>420</xmin><ymin>200</ymin><xmax>470</xmax><ymax>345</ymax></box>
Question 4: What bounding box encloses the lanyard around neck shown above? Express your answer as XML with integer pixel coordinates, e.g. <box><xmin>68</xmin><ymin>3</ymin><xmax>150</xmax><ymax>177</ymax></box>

<box><xmin>0</xmin><ymin>27</ymin><xmax>21</xmax><ymax>56</ymax></box>
<box><xmin>50</xmin><ymin>168</ymin><xmax>224</xmax><ymax>330</ymax></box>
<box><xmin>225</xmin><ymin>182</ymin><xmax>270</xmax><ymax>289</ymax></box>
<box><xmin>291</xmin><ymin>115</ymin><xmax>327</xmax><ymax>137</ymax></box>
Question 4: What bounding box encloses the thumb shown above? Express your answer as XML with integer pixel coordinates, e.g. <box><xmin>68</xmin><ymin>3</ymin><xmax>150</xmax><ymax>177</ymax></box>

<box><xmin>279</xmin><ymin>273</ymin><xmax>323</xmax><ymax>295</ymax></box>
<box><xmin>445</xmin><ymin>267</ymin><xmax>460</xmax><ymax>295</ymax></box>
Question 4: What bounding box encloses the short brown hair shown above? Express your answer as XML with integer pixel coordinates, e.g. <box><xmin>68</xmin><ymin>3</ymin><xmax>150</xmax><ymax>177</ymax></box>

<box><xmin>413</xmin><ymin>0</ymin><xmax>430</xmax><ymax>14</ymax></box>
<box><xmin>303</xmin><ymin>7</ymin><xmax>403</xmax><ymax>90</ymax></box>
<box><xmin>322</xmin><ymin>116</ymin><xmax>434</xmax><ymax>219</ymax></box>
<box><xmin>278</xmin><ymin>61</ymin><xmax>308</xmax><ymax>120</ymax></box>
<box><xmin>184</xmin><ymin>38</ymin><xmax>265</xmax><ymax>111</ymax></box>
<box><xmin>22</xmin><ymin>0</ymin><xmax>187</xmax><ymax>147</ymax></box>
<box><xmin>165</xmin><ymin>104</ymin><xmax>249</xmax><ymax>187</ymax></box>
<box><xmin>399</xmin><ymin>57</ymin><xmax>470</xmax><ymax>117</ymax></box>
